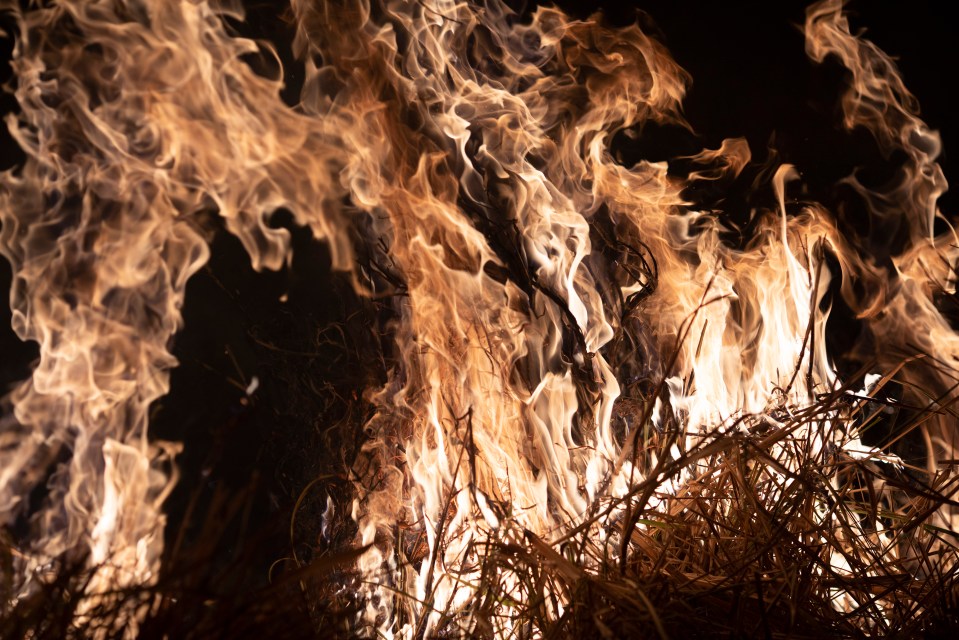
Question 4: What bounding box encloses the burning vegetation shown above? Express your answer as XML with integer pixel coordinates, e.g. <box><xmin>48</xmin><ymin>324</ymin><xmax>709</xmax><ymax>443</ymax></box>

<box><xmin>1</xmin><ymin>0</ymin><xmax>958</xmax><ymax>638</ymax></box>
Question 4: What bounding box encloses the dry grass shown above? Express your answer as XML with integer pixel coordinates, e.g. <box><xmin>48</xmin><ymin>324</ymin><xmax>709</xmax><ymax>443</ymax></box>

<box><xmin>5</xmin><ymin>382</ymin><xmax>958</xmax><ymax>639</ymax></box>
<box><xmin>1</xmin><ymin>476</ymin><xmax>364</xmax><ymax>640</ymax></box>
<box><xmin>456</xmin><ymin>404</ymin><xmax>959</xmax><ymax>639</ymax></box>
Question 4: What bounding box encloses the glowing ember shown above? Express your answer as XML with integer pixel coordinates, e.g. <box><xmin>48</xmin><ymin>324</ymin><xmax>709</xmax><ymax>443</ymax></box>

<box><xmin>1</xmin><ymin>0</ymin><xmax>957</xmax><ymax>637</ymax></box>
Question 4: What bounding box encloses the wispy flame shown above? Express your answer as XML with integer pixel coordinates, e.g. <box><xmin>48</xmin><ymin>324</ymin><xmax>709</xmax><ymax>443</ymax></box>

<box><xmin>1</xmin><ymin>0</ymin><xmax>957</xmax><ymax>637</ymax></box>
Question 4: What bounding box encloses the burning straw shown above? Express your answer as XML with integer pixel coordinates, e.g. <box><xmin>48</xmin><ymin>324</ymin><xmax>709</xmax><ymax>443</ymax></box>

<box><xmin>1</xmin><ymin>0</ymin><xmax>958</xmax><ymax>637</ymax></box>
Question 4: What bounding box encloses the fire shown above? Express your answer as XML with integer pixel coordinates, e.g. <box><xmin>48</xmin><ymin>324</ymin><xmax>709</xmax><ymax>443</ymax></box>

<box><xmin>1</xmin><ymin>0</ymin><xmax>957</xmax><ymax>637</ymax></box>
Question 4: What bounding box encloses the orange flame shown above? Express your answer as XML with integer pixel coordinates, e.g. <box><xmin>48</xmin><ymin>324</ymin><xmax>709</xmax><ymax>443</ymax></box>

<box><xmin>1</xmin><ymin>0</ymin><xmax>957</xmax><ymax>637</ymax></box>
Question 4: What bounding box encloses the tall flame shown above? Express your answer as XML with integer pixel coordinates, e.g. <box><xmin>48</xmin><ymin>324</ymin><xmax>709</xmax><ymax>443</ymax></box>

<box><xmin>1</xmin><ymin>0</ymin><xmax>956</xmax><ymax>637</ymax></box>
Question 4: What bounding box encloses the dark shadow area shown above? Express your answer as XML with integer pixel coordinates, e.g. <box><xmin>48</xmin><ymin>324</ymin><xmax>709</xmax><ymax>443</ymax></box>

<box><xmin>150</xmin><ymin>210</ymin><xmax>380</xmax><ymax>594</ymax></box>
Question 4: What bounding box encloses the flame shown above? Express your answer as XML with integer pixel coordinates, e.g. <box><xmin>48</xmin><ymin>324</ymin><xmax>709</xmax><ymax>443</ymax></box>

<box><xmin>1</xmin><ymin>0</ymin><xmax>957</xmax><ymax>637</ymax></box>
